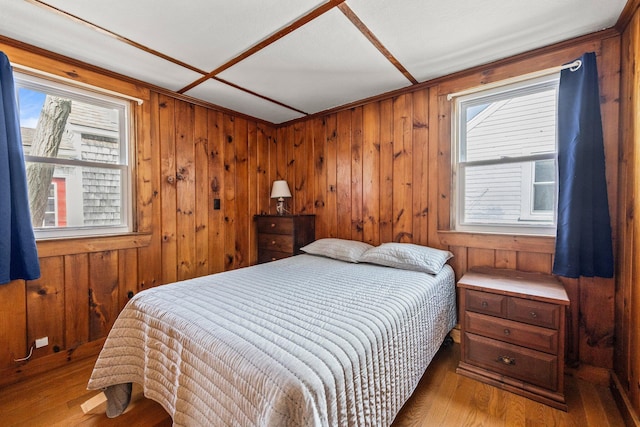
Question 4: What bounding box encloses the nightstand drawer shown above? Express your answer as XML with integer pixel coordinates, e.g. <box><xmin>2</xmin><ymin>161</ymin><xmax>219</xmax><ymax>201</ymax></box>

<box><xmin>464</xmin><ymin>332</ymin><xmax>558</xmax><ymax>390</ymax></box>
<box><xmin>465</xmin><ymin>311</ymin><xmax>558</xmax><ymax>354</ymax></box>
<box><xmin>256</xmin><ymin>217</ymin><xmax>294</xmax><ymax>235</ymax></box>
<box><xmin>465</xmin><ymin>289</ymin><xmax>508</xmax><ymax>318</ymax></box>
<box><xmin>257</xmin><ymin>250</ymin><xmax>290</xmax><ymax>264</ymax></box>
<box><xmin>508</xmin><ymin>297</ymin><xmax>560</xmax><ymax>329</ymax></box>
<box><xmin>255</xmin><ymin>215</ymin><xmax>315</xmax><ymax>264</ymax></box>
<box><xmin>258</xmin><ymin>233</ymin><xmax>294</xmax><ymax>252</ymax></box>
<box><xmin>457</xmin><ymin>268</ymin><xmax>569</xmax><ymax>410</ymax></box>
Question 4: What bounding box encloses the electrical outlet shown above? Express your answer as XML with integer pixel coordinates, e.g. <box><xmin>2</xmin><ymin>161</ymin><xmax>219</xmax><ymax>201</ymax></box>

<box><xmin>35</xmin><ymin>337</ymin><xmax>49</xmax><ymax>348</ymax></box>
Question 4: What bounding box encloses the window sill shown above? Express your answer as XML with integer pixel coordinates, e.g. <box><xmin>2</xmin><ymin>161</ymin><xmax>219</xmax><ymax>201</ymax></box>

<box><xmin>36</xmin><ymin>232</ymin><xmax>152</xmax><ymax>258</ymax></box>
<box><xmin>437</xmin><ymin>230</ymin><xmax>555</xmax><ymax>254</ymax></box>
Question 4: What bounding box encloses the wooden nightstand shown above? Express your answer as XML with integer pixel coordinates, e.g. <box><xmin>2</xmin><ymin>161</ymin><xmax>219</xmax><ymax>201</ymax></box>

<box><xmin>456</xmin><ymin>267</ymin><xmax>570</xmax><ymax>411</ymax></box>
<box><xmin>255</xmin><ymin>215</ymin><xmax>315</xmax><ymax>264</ymax></box>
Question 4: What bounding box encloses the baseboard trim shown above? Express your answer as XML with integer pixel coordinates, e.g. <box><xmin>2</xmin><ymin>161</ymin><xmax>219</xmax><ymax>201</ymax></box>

<box><xmin>0</xmin><ymin>338</ymin><xmax>105</xmax><ymax>389</ymax></box>
<box><xmin>611</xmin><ymin>371</ymin><xmax>640</xmax><ymax>427</ymax></box>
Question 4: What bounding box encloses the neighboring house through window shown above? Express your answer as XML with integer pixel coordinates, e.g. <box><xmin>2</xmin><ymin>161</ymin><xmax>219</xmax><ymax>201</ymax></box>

<box><xmin>453</xmin><ymin>74</ymin><xmax>558</xmax><ymax>235</ymax></box>
<box><xmin>15</xmin><ymin>72</ymin><xmax>132</xmax><ymax>239</ymax></box>
<box><xmin>43</xmin><ymin>178</ymin><xmax>67</xmax><ymax>227</ymax></box>
<box><xmin>43</xmin><ymin>181</ymin><xmax>58</xmax><ymax>227</ymax></box>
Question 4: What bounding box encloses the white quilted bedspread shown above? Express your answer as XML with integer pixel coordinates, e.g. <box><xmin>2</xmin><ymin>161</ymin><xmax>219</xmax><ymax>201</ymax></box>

<box><xmin>88</xmin><ymin>255</ymin><xmax>456</xmax><ymax>426</ymax></box>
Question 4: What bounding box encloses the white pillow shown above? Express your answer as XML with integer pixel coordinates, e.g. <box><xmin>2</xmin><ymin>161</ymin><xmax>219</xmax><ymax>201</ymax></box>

<box><xmin>300</xmin><ymin>238</ymin><xmax>374</xmax><ymax>263</ymax></box>
<box><xmin>358</xmin><ymin>242</ymin><xmax>453</xmax><ymax>274</ymax></box>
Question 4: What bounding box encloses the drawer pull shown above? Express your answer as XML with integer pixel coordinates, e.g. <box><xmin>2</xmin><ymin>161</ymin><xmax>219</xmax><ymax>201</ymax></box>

<box><xmin>530</xmin><ymin>311</ymin><xmax>538</xmax><ymax>318</ymax></box>
<box><xmin>270</xmin><ymin>223</ymin><xmax>276</xmax><ymax>228</ymax></box>
<box><xmin>503</xmin><ymin>329</ymin><xmax>510</xmax><ymax>336</ymax></box>
<box><xmin>271</xmin><ymin>240</ymin><xmax>276</xmax><ymax>245</ymax></box>
<box><xmin>497</xmin><ymin>355</ymin><xmax>516</xmax><ymax>365</ymax></box>
<box><xmin>481</xmin><ymin>301</ymin><xmax>488</xmax><ymax>308</ymax></box>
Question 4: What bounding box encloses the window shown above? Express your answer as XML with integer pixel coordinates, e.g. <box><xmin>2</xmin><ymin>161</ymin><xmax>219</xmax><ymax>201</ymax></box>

<box><xmin>15</xmin><ymin>72</ymin><xmax>132</xmax><ymax>239</ymax></box>
<box><xmin>453</xmin><ymin>75</ymin><xmax>558</xmax><ymax>235</ymax></box>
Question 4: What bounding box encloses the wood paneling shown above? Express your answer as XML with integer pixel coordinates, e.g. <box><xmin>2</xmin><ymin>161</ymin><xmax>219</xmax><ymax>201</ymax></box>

<box><xmin>0</xmin><ymin>281</ymin><xmax>27</xmax><ymax>368</ymax></box>
<box><xmin>175</xmin><ymin>101</ymin><xmax>196</xmax><ymax>281</ymax></box>
<box><xmin>64</xmin><ymin>254</ymin><xmax>89</xmax><ymax>348</ymax></box>
<box><xmin>159</xmin><ymin>95</ymin><xmax>178</xmax><ymax>283</ymax></box>
<box><xmin>362</xmin><ymin>103</ymin><xmax>381</xmax><ymax>245</ymax></box>
<box><xmin>88</xmin><ymin>251</ymin><xmax>119</xmax><ymax>341</ymax></box>
<box><xmin>208</xmin><ymin>111</ymin><xmax>226</xmax><ymax>274</ymax></box>
<box><xmin>27</xmin><ymin>257</ymin><xmax>64</xmax><ymax>358</ymax></box>
<box><xmin>194</xmin><ymin>105</ymin><xmax>210</xmax><ymax>277</ymax></box>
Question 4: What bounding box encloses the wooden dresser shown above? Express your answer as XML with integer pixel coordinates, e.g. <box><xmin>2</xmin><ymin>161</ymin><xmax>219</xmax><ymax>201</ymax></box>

<box><xmin>456</xmin><ymin>267</ymin><xmax>570</xmax><ymax>411</ymax></box>
<box><xmin>255</xmin><ymin>215</ymin><xmax>315</xmax><ymax>264</ymax></box>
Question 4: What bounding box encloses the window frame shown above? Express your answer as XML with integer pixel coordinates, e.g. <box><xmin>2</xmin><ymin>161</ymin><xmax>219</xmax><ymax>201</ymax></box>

<box><xmin>452</xmin><ymin>74</ymin><xmax>559</xmax><ymax>236</ymax></box>
<box><xmin>14</xmin><ymin>71</ymin><xmax>134</xmax><ymax>239</ymax></box>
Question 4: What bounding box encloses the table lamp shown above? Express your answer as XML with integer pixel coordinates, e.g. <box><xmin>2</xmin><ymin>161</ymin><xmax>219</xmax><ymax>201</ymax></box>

<box><xmin>270</xmin><ymin>180</ymin><xmax>292</xmax><ymax>215</ymax></box>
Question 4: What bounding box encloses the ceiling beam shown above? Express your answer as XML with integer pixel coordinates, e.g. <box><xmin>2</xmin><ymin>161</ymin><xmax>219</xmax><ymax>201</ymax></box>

<box><xmin>177</xmin><ymin>0</ymin><xmax>347</xmax><ymax>94</ymax></box>
<box><xmin>337</xmin><ymin>3</ymin><xmax>419</xmax><ymax>85</ymax></box>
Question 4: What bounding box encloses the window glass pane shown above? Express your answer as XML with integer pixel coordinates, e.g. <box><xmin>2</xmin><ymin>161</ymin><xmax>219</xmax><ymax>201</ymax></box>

<box><xmin>464</xmin><ymin>88</ymin><xmax>557</xmax><ymax>162</ymax></box>
<box><xmin>19</xmin><ymin>88</ymin><xmax>122</xmax><ymax>165</ymax></box>
<box><xmin>462</xmin><ymin>161</ymin><xmax>555</xmax><ymax>226</ymax></box>
<box><xmin>533</xmin><ymin>183</ymin><xmax>554</xmax><ymax>211</ymax></box>
<box><xmin>463</xmin><ymin>162</ymin><xmax>526</xmax><ymax>225</ymax></box>
<box><xmin>26</xmin><ymin>162</ymin><xmax>123</xmax><ymax>229</ymax></box>
<box><xmin>534</xmin><ymin>159</ymin><xmax>555</xmax><ymax>183</ymax></box>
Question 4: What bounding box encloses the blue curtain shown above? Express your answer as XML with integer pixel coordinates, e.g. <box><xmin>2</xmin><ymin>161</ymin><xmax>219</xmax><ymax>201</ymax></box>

<box><xmin>552</xmin><ymin>52</ymin><xmax>613</xmax><ymax>278</ymax></box>
<box><xmin>0</xmin><ymin>52</ymin><xmax>40</xmax><ymax>284</ymax></box>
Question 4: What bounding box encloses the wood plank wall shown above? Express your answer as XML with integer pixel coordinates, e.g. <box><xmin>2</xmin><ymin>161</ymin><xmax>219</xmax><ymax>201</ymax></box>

<box><xmin>0</xmin><ymin>27</ymin><xmax>626</xmax><ymax>388</ymax></box>
<box><xmin>156</xmin><ymin>95</ymin><xmax>273</xmax><ymax>278</ymax></box>
<box><xmin>275</xmin><ymin>33</ymin><xmax>621</xmax><ymax>370</ymax></box>
<box><xmin>615</xmin><ymin>2</ymin><xmax>640</xmax><ymax>419</ymax></box>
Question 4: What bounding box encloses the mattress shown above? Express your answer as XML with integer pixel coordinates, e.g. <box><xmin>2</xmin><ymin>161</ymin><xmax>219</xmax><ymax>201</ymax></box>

<box><xmin>88</xmin><ymin>254</ymin><xmax>457</xmax><ymax>426</ymax></box>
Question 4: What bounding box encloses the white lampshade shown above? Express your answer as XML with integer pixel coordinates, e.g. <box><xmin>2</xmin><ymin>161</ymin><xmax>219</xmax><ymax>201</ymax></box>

<box><xmin>270</xmin><ymin>180</ymin><xmax>292</xmax><ymax>199</ymax></box>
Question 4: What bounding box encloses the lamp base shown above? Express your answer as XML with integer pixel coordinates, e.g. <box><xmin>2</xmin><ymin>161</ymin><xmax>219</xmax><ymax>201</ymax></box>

<box><xmin>276</xmin><ymin>199</ymin><xmax>285</xmax><ymax>215</ymax></box>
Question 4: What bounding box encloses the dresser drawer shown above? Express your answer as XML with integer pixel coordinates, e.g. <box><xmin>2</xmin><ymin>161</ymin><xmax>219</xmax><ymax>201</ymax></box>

<box><xmin>465</xmin><ymin>289</ymin><xmax>507</xmax><ymax>318</ymax></box>
<box><xmin>258</xmin><ymin>233</ymin><xmax>294</xmax><ymax>253</ymax></box>
<box><xmin>465</xmin><ymin>311</ymin><xmax>558</xmax><ymax>354</ymax></box>
<box><xmin>508</xmin><ymin>297</ymin><xmax>560</xmax><ymax>329</ymax></box>
<box><xmin>464</xmin><ymin>332</ymin><xmax>558</xmax><ymax>390</ymax></box>
<box><xmin>256</xmin><ymin>216</ymin><xmax>294</xmax><ymax>235</ymax></box>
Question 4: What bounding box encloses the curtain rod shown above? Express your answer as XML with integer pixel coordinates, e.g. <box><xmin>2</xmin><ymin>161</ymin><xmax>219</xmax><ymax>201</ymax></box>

<box><xmin>446</xmin><ymin>59</ymin><xmax>582</xmax><ymax>101</ymax></box>
<box><xmin>10</xmin><ymin>63</ymin><xmax>144</xmax><ymax>105</ymax></box>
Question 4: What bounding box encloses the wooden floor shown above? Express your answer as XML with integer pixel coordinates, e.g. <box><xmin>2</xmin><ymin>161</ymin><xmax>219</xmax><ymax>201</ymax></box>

<box><xmin>0</xmin><ymin>343</ymin><xmax>625</xmax><ymax>426</ymax></box>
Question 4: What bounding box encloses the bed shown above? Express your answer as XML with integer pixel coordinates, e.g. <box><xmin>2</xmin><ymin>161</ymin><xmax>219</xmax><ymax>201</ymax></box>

<box><xmin>88</xmin><ymin>241</ymin><xmax>457</xmax><ymax>426</ymax></box>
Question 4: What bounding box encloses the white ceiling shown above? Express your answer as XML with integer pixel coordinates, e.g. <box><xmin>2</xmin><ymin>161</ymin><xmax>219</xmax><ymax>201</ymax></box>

<box><xmin>0</xmin><ymin>0</ymin><xmax>627</xmax><ymax>124</ymax></box>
